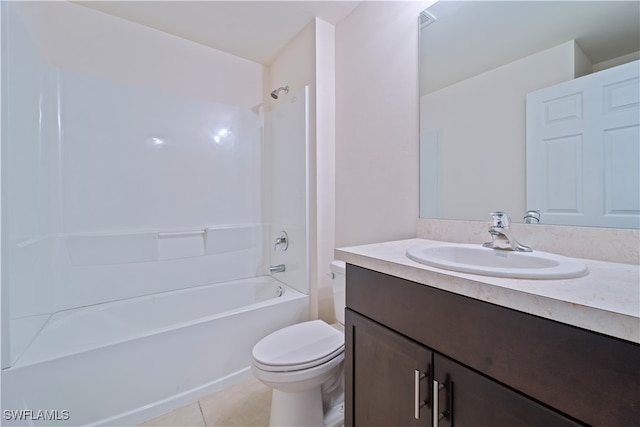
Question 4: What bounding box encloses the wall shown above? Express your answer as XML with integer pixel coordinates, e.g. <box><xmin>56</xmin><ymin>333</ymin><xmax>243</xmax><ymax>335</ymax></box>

<box><xmin>2</xmin><ymin>2</ymin><xmax>58</xmax><ymax>368</ymax></box>
<box><xmin>12</xmin><ymin>2</ymin><xmax>262</xmax><ymax>109</ymax></box>
<box><xmin>314</xmin><ymin>19</ymin><xmax>336</xmax><ymax>321</ymax></box>
<box><xmin>335</xmin><ymin>1</ymin><xmax>425</xmax><ymax>247</ymax></box>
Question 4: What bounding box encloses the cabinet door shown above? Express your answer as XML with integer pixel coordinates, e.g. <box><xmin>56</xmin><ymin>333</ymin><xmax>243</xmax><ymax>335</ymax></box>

<box><xmin>346</xmin><ymin>310</ymin><xmax>432</xmax><ymax>427</ymax></box>
<box><xmin>433</xmin><ymin>354</ymin><xmax>583</xmax><ymax>427</ymax></box>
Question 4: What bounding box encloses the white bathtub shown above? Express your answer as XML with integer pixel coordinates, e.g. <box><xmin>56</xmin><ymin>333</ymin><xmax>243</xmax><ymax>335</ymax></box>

<box><xmin>1</xmin><ymin>276</ymin><xmax>309</xmax><ymax>426</ymax></box>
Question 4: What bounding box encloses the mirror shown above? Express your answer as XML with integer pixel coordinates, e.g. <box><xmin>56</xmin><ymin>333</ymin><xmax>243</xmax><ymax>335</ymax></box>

<box><xmin>419</xmin><ymin>1</ymin><xmax>640</xmax><ymax>228</ymax></box>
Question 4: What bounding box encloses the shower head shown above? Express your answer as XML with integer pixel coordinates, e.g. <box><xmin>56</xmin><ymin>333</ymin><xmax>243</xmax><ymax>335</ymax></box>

<box><xmin>270</xmin><ymin>85</ymin><xmax>289</xmax><ymax>100</ymax></box>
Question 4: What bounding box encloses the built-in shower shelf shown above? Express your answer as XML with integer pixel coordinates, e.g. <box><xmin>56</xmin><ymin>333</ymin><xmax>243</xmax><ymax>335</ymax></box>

<box><xmin>57</xmin><ymin>224</ymin><xmax>261</xmax><ymax>266</ymax></box>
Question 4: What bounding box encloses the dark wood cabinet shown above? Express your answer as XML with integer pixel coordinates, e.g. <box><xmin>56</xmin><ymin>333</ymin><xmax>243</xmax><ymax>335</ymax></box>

<box><xmin>347</xmin><ymin>310</ymin><xmax>432</xmax><ymax>426</ymax></box>
<box><xmin>433</xmin><ymin>353</ymin><xmax>581</xmax><ymax>427</ymax></box>
<box><xmin>345</xmin><ymin>264</ymin><xmax>640</xmax><ymax>427</ymax></box>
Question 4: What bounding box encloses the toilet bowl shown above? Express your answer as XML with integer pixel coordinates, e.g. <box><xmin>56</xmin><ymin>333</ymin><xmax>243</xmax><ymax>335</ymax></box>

<box><xmin>251</xmin><ymin>261</ymin><xmax>346</xmax><ymax>427</ymax></box>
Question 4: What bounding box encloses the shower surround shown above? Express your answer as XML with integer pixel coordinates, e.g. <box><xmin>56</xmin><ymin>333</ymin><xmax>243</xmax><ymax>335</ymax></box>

<box><xmin>1</xmin><ymin>2</ymin><xmax>310</xmax><ymax>425</ymax></box>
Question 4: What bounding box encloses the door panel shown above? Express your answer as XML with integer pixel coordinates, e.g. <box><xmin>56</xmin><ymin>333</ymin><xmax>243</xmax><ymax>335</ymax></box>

<box><xmin>526</xmin><ymin>60</ymin><xmax>639</xmax><ymax>228</ymax></box>
<box><xmin>346</xmin><ymin>310</ymin><xmax>432</xmax><ymax>427</ymax></box>
<box><xmin>434</xmin><ymin>354</ymin><xmax>583</xmax><ymax>427</ymax></box>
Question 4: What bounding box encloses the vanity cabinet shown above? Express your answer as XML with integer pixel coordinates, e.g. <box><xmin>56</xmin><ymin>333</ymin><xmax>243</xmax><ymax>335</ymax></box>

<box><xmin>344</xmin><ymin>265</ymin><xmax>640</xmax><ymax>427</ymax></box>
<box><xmin>348</xmin><ymin>311</ymin><xmax>581</xmax><ymax>427</ymax></box>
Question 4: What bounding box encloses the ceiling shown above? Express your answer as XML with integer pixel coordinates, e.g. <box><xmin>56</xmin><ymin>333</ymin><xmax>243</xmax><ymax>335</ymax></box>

<box><xmin>76</xmin><ymin>1</ymin><xmax>362</xmax><ymax>65</ymax></box>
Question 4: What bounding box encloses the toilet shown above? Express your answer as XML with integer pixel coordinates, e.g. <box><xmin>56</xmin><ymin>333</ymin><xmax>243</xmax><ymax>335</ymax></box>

<box><xmin>251</xmin><ymin>260</ymin><xmax>346</xmax><ymax>427</ymax></box>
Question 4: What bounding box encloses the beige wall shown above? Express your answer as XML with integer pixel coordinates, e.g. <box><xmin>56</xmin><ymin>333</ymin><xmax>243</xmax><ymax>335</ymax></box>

<box><xmin>314</xmin><ymin>19</ymin><xmax>337</xmax><ymax>322</ymax></box>
<box><xmin>335</xmin><ymin>1</ymin><xmax>425</xmax><ymax>247</ymax></box>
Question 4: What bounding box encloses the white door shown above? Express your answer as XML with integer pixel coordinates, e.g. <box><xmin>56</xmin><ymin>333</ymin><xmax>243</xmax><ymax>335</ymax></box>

<box><xmin>526</xmin><ymin>60</ymin><xmax>640</xmax><ymax>228</ymax></box>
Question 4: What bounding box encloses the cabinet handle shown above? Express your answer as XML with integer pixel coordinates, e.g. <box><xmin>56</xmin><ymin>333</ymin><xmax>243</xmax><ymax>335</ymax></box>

<box><xmin>433</xmin><ymin>380</ymin><xmax>439</xmax><ymax>427</ymax></box>
<box><xmin>436</xmin><ymin>374</ymin><xmax>452</xmax><ymax>422</ymax></box>
<box><xmin>414</xmin><ymin>369</ymin><xmax>428</xmax><ymax>419</ymax></box>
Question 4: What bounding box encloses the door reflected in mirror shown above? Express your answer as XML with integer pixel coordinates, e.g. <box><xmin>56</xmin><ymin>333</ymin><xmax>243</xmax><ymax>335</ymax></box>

<box><xmin>418</xmin><ymin>1</ymin><xmax>640</xmax><ymax>228</ymax></box>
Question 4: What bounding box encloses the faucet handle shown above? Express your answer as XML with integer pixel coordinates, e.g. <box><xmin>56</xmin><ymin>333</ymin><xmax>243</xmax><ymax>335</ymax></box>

<box><xmin>523</xmin><ymin>210</ymin><xmax>541</xmax><ymax>224</ymax></box>
<box><xmin>274</xmin><ymin>230</ymin><xmax>288</xmax><ymax>251</ymax></box>
<box><xmin>489</xmin><ymin>211</ymin><xmax>511</xmax><ymax>228</ymax></box>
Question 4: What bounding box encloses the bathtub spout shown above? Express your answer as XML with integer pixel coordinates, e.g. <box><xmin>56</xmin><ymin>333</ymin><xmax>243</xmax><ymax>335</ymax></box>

<box><xmin>270</xmin><ymin>264</ymin><xmax>286</xmax><ymax>274</ymax></box>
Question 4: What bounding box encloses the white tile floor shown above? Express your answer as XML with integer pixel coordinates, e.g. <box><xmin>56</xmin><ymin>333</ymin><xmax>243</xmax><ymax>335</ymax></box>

<box><xmin>138</xmin><ymin>376</ymin><xmax>271</xmax><ymax>427</ymax></box>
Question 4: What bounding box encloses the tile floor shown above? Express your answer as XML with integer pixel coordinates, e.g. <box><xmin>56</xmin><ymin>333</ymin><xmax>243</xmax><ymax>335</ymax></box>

<box><xmin>138</xmin><ymin>376</ymin><xmax>271</xmax><ymax>427</ymax></box>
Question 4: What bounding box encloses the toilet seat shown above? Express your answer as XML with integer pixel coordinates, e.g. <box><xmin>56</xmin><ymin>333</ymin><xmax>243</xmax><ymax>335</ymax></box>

<box><xmin>252</xmin><ymin>320</ymin><xmax>344</xmax><ymax>372</ymax></box>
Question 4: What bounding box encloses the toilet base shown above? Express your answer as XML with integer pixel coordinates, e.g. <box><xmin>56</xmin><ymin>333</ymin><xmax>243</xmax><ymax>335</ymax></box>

<box><xmin>323</xmin><ymin>402</ymin><xmax>344</xmax><ymax>427</ymax></box>
<box><xmin>270</xmin><ymin>387</ymin><xmax>323</xmax><ymax>427</ymax></box>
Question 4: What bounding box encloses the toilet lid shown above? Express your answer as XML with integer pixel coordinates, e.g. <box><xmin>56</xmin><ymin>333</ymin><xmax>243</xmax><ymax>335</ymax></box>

<box><xmin>252</xmin><ymin>320</ymin><xmax>344</xmax><ymax>372</ymax></box>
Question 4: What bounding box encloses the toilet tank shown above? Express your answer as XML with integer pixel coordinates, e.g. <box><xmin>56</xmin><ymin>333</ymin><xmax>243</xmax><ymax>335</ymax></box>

<box><xmin>330</xmin><ymin>261</ymin><xmax>346</xmax><ymax>325</ymax></box>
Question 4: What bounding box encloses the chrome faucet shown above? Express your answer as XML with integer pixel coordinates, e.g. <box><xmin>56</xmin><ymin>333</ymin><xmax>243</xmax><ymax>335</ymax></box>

<box><xmin>269</xmin><ymin>264</ymin><xmax>286</xmax><ymax>274</ymax></box>
<box><xmin>482</xmin><ymin>211</ymin><xmax>532</xmax><ymax>252</ymax></box>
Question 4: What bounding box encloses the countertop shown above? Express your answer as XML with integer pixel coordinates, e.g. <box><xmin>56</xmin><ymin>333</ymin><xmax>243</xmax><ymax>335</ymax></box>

<box><xmin>335</xmin><ymin>238</ymin><xmax>640</xmax><ymax>344</ymax></box>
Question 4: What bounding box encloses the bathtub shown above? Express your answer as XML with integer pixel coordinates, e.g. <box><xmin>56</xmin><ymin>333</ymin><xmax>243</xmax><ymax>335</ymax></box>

<box><xmin>1</xmin><ymin>276</ymin><xmax>309</xmax><ymax>426</ymax></box>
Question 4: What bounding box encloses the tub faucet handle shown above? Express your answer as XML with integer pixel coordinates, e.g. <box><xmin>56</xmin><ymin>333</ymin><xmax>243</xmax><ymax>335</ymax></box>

<box><xmin>274</xmin><ymin>231</ymin><xmax>288</xmax><ymax>251</ymax></box>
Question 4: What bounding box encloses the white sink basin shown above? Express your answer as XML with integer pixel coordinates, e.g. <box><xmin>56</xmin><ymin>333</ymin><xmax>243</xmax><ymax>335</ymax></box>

<box><xmin>406</xmin><ymin>243</ymin><xmax>588</xmax><ymax>279</ymax></box>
